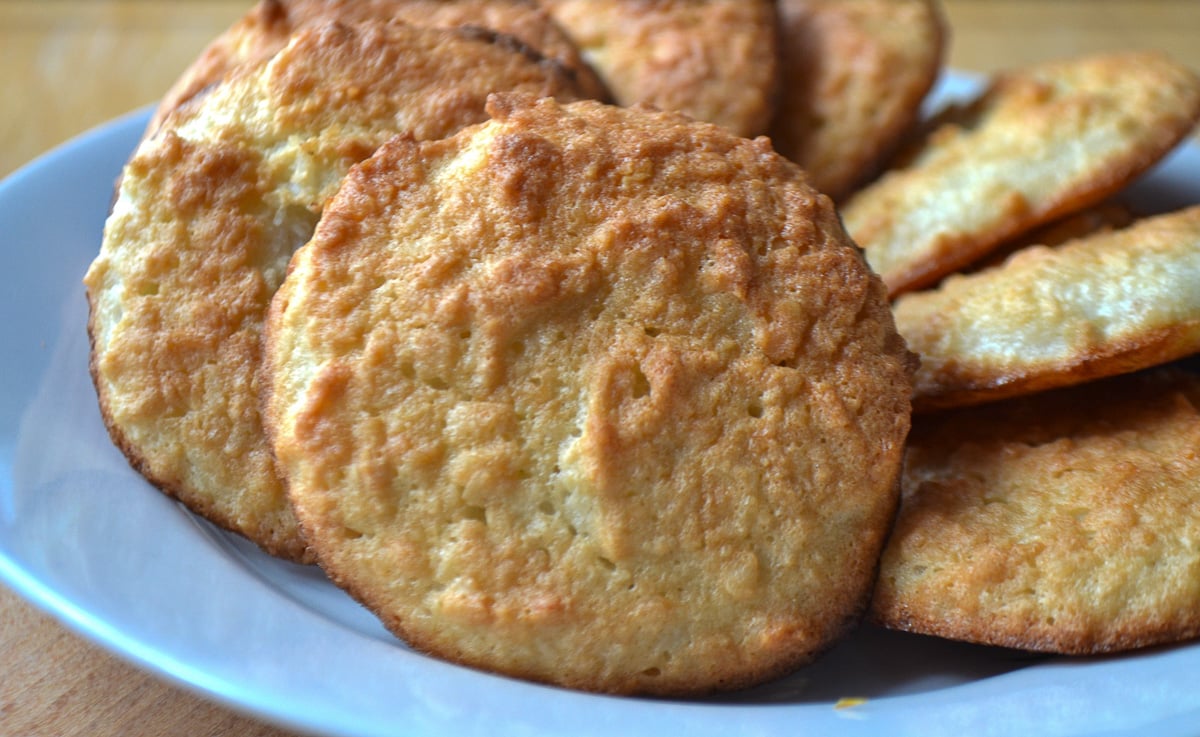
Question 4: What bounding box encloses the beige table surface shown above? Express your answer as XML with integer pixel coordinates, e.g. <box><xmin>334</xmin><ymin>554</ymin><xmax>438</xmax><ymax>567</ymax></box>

<box><xmin>2</xmin><ymin>2</ymin><xmax>1199</xmax><ymax>735</ymax></box>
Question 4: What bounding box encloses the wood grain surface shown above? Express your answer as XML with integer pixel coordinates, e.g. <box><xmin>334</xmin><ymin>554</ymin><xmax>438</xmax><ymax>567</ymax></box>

<box><xmin>2</xmin><ymin>2</ymin><xmax>1199</xmax><ymax>735</ymax></box>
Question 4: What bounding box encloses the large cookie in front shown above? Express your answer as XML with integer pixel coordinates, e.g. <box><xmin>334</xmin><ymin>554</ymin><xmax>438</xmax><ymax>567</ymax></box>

<box><xmin>873</xmin><ymin>368</ymin><xmax>1200</xmax><ymax>654</ymax></box>
<box><xmin>263</xmin><ymin>95</ymin><xmax>914</xmax><ymax>694</ymax></box>
<box><xmin>84</xmin><ymin>22</ymin><xmax>586</xmax><ymax>561</ymax></box>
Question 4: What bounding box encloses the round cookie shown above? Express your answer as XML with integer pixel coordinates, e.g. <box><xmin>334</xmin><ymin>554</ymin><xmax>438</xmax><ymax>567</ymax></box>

<box><xmin>147</xmin><ymin>0</ymin><xmax>608</xmax><ymax>133</ymax></box>
<box><xmin>896</xmin><ymin>205</ymin><xmax>1200</xmax><ymax>412</ymax></box>
<box><xmin>540</xmin><ymin>0</ymin><xmax>779</xmax><ymax>137</ymax></box>
<box><xmin>841</xmin><ymin>51</ymin><xmax>1200</xmax><ymax>297</ymax></box>
<box><xmin>873</xmin><ymin>367</ymin><xmax>1200</xmax><ymax>654</ymax></box>
<box><xmin>84</xmin><ymin>22</ymin><xmax>586</xmax><ymax>561</ymax></box>
<box><xmin>263</xmin><ymin>94</ymin><xmax>914</xmax><ymax>694</ymax></box>
<box><xmin>768</xmin><ymin>0</ymin><xmax>946</xmax><ymax>201</ymax></box>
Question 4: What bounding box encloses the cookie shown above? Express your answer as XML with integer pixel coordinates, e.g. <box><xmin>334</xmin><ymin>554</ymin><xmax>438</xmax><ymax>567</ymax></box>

<box><xmin>147</xmin><ymin>0</ymin><xmax>608</xmax><ymax>133</ymax></box>
<box><xmin>895</xmin><ymin>205</ymin><xmax>1200</xmax><ymax>412</ymax></box>
<box><xmin>540</xmin><ymin>0</ymin><xmax>779</xmax><ymax>137</ymax></box>
<box><xmin>841</xmin><ymin>51</ymin><xmax>1200</xmax><ymax>297</ymax></box>
<box><xmin>768</xmin><ymin>0</ymin><xmax>946</xmax><ymax>201</ymax></box>
<box><xmin>84</xmin><ymin>22</ymin><xmax>586</xmax><ymax>561</ymax></box>
<box><xmin>873</xmin><ymin>367</ymin><xmax>1200</xmax><ymax>654</ymax></box>
<box><xmin>263</xmin><ymin>94</ymin><xmax>913</xmax><ymax>694</ymax></box>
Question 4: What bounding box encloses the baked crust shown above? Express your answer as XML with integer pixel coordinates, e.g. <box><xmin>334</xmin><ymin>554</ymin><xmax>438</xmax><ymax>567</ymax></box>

<box><xmin>263</xmin><ymin>94</ymin><xmax>914</xmax><ymax>694</ymax></box>
<box><xmin>768</xmin><ymin>0</ymin><xmax>946</xmax><ymax>201</ymax></box>
<box><xmin>540</xmin><ymin>0</ymin><xmax>779</xmax><ymax>137</ymax></box>
<box><xmin>841</xmin><ymin>51</ymin><xmax>1200</xmax><ymax>297</ymax></box>
<box><xmin>873</xmin><ymin>367</ymin><xmax>1200</xmax><ymax>654</ymax></box>
<box><xmin>84</xmin><ymin>22</ymin><xmax>586</xmax><ymax>561</ymax></box>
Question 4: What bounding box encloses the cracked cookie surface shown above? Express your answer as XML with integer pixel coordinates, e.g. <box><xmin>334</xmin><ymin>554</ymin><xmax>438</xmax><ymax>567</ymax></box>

<box><xmin>263</xmin><ymin>94</ymin><xmax>913</xmax><ymax>694</ymax></box>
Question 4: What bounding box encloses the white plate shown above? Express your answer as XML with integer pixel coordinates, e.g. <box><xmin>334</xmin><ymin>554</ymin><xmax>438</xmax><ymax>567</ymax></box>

<box><xmin>3</xmin><ymin>73</ymin><xmax>1200</xmax><ymax>737</ymax></box>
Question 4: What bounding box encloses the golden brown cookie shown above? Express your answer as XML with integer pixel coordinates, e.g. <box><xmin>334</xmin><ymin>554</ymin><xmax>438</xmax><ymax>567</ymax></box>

<box><xmin>873</xmin><ymin>367</ymin><xmax>1200</xmax><ymax>654</ymax></box>
<box><xmin>147</xmin><ymin>0</ymin><xmax>607</xmax><ymax>133</ymax></box>
<box><xmin>263</xmin><ymin>94</ymin><xmax>913</xmax><ymax>694</ymax></box>
<box><xmin>768</xmin><ymin>0</ymin><xmax>946</xmax><ymax>201</ymax></box>
<box><xmin>539</xmin><ymin>0</ymin><xmax>779</xmax><ymax>137</ymax></box>
<box><xmin>84</xmin><ymin>22</ymin><xmax>586</xmax><ymax>561</ymax></box>
<box><xmin>895</xmin><ymin>205</ymin><xmax>1200</xmax><ymax>412</ymax></box>
<box><xmin>841</xmin><ymin>51</ymin><xmax>1200</xmax><ymax>297</ymax></box>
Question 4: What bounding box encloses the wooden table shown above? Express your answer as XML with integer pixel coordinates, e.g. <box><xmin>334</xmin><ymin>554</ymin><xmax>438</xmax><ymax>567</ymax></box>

<box><xmin>2</xmin><ymin>2</ymin><xmax>1198</xmax><ymax>734</ymax></box>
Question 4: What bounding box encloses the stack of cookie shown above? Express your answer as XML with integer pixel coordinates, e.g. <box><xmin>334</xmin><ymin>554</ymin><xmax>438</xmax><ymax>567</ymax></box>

<box><xmin>82</xmin><ymin>0</ymin><xmax>1200</xmax><ymax>695</ymax></box>
<box><xmin>846</xmin><ymin>54</ymin><xmax>1200</xmax><ymax>654</ymax></box>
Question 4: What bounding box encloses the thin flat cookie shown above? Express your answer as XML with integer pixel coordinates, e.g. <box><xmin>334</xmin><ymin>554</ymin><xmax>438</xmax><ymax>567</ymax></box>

<box><xmin>147</xmin><ymin>0</ymin><xmax>607</xmax><ymax>133</ymax></box>
<box><xmin>84</xmin><ymin>22</ymin><xmax>586</xmax><ymax>561</ymax></box>
<box><xmin>895</xmin><ymin>205</ymin><xmax>1200</xmax><ymax>412</ymax></box>
<box><xmin>768</xmin><ymin>0</ymin><xmax>946</xmax><ymax>202</ymax></box>
<box><xmin>540</xmin><ymin>0</ymin><xmax>779</xmax><ymax>137</ymax></box>
<box><xmin>873</xmin><ymin>367</ymin><xmax>1200</xmax><ymax>654</ymax></box>
<box><xmin>841</xmin><ymin>51</ymin><xmax>1200</xmax><ymax>297</ymax></box>
<box><xmin>263</xmin><ymin>95</ymin><xmax>913</xmax><ymax>694</ymax></box>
